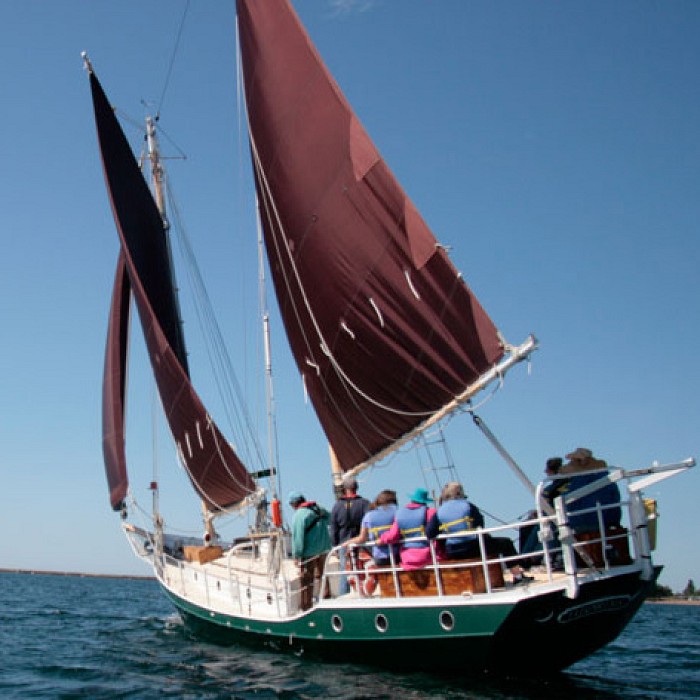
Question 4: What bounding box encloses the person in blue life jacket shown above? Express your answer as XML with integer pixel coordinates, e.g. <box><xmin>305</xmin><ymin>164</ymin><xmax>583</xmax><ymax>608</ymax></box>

<box><xmin>426</xmin><ymin>481</ymin><xmax>532</xmax><ymax>584</ymax></box>
<box><xmin>330</xmin><ymin>476</ymin><xmax>369</xmax><ymax>594</ymax></box>
<box><xmin>345</xmin><ymin>489</ymin><xmax>399</xmax><ymax>565</ymax></box>
<box><xmin>380</xmin><ymin>487</ymin><xmax>438</xmax><ymax>570</ymax></box>
<box><xmin>289</xmin><ymin>491</ymin><xmax>332</xmax><ymax>611</ymax></box>
<box><xmin>559</xmin><ymin>447</ymin><xmax>622</xmax><ymax>533</ymax></box>
<box><xmin>344</xmin><ymin>489</ymin><xmax>399</xmax><ymax>596</ymax></box>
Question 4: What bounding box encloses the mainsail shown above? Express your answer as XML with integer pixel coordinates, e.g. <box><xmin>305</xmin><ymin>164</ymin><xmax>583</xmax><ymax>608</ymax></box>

<box><xmin>237</xmin><ymin>0</ymin><xmax>506</xmax><ymax>473</ymax></box>
<box><xmin>88</xmin><ymin>68</ymin><xmax>255</xmax><ymax>511</ymax></box>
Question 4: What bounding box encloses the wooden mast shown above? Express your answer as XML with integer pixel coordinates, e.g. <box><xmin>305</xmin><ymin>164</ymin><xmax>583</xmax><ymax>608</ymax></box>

<box><xmin>144</xmin><ymin>115</ymin><xmax>215</xmax><ymax>544</ymax></box>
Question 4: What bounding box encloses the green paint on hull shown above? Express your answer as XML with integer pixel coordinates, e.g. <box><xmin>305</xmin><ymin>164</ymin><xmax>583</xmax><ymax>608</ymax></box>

<box><xmin>161</xmin><ymin>584</ymin><xmax>512</xmax><ymax>643</ymax></box>
<box><xmin>160</xmin><ymin>569</ymin><xmax>657</xmax><ymax>675</ymax></box>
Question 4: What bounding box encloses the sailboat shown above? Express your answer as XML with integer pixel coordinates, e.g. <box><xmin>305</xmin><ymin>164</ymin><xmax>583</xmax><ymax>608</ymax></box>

<box><xmin>85</xmin><ymin>0</ymin><xmax>694</xmax><ymax>676</ymax></box>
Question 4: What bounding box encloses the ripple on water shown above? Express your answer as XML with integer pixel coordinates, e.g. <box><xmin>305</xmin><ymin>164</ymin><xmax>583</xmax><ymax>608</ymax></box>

<box><xmin>1</xmin><ymin>574</ymin><xmax>699</xmax><ymax>699</ymax></box>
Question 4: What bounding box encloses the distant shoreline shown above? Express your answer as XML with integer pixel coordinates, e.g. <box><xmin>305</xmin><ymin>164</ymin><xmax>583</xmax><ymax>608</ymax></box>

<box><xmin>2</xmin><ymin>569</ymin><xmax>698</xmax><ymax>604</ymax></box>
<box><xmin>0</xmin><ymin>568</ymin><xmax>154</xmax><ymax>581</ymax></box>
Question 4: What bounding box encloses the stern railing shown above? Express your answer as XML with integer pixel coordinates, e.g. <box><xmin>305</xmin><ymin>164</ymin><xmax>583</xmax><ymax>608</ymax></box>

<box><xmin>330</xmin><ymin>458</ymin><xmax>695</xmax><ymax>602</ymax></box>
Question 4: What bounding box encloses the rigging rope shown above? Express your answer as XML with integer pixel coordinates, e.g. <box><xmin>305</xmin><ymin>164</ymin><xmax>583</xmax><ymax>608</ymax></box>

<box><xmin>246</xmin><ymin>135</ymin><xmax>375</xmax><ymax>459</ymax></box>
<box><xmin>156</xmin><ymin>0</ymin><xmax>191</xmax><ymax>119</ymax></box>
<box><xmin>166</xmin><ymin>184</ymin><xmax>266</xmax><ymax>477</ymax></box>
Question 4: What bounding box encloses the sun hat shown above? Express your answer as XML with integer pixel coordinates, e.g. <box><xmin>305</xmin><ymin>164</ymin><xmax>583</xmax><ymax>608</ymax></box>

<box><xmin>565</xmin><ymin>447</ymin><xmax>593</xmax><ymax>461</ymax></box>
<box><xmin>408</xmin><ymin>487</ymin><xmax>433</xmax><ymax>505</ymax></box>
<box><xmin>287</xmin><ymin>490</ymin><xmax>305</xmax><ymax>506</ymax></box>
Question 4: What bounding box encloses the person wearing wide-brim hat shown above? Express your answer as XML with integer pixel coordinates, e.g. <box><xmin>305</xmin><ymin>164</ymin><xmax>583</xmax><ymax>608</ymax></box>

<box><xmin>559</xmin><ymin>448</ymin><xmax>622</xmax><ymax>534</ymax></box>
<box><xmin>561</xmin><ymin>447</ymin><xmax>608</xmax><ymax>474</ymax></box>
<box><xmin>379</xmin><ymin>487</ymin><xmax>438</xmax><ymax>570</ymax></box>
<box><xmin>406</xmin><ymin>487</ymin><xmax>433</xmax><ymax>505</ymax></box>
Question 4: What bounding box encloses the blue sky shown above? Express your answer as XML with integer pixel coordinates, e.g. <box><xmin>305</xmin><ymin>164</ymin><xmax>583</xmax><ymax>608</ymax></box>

<box><xmin>0</xmin><ymin>0</ymin><xmax>698</xmax><ymax>593</ymax></box>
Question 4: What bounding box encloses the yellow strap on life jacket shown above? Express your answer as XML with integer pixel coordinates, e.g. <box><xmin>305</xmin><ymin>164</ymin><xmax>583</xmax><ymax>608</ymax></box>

<box><xmin>368</xmin><ymin>524</ymin><xmax>390</xmax><ymax>538</ymax></box>
<box><xmin>439</xmin><ymin>516</ymin><xmax>474</xmax><ymax>532</ymax></box>
<box><xmin>399</xmin><ymin>525</ymin><xmax>425</xmax><ymax>536</ymax></box>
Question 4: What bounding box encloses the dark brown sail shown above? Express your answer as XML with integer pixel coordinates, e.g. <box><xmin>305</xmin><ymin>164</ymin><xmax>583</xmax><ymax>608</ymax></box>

<box><xmin>90</xmin><ymin>70</ymin><xmax>255</xmax><ymax>511</ymax></box>
<box><xmin>237</xmin><ymin>0</ymin><xmax>505</xmax><ymax>472</ymax></box>
<box><xmin>102</xmin><ymin>252</ymin><xmax>130</xmax><ymax>510</ymax></box>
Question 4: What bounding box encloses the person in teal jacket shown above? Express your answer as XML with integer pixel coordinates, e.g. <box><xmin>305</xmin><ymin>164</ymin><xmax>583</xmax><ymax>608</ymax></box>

<box><xmin>289</xmin><ymin>491</ymin><xmax>332</xmax><ymax>610</ymax></box>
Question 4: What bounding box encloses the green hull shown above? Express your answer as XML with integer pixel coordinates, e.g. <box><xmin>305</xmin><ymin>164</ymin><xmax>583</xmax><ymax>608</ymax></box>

<box><xmin>161</xmin><ymin>568</ymin><xmax>657</xmax><ymax>675</ymax></box>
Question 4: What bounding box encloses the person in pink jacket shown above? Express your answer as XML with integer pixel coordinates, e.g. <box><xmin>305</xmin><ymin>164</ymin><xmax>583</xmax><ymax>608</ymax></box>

<box><xmin>380</xmin><ymin>487</ymin><xmax>439</xmax><ymax>570</ymax></box>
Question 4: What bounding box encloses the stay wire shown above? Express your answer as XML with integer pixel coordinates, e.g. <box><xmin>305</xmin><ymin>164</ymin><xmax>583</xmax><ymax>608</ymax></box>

<box><xmin>166</xmin><ymin>184</ymin><xmax>266</xmax><ymax>476</ymax></box>
<box><xmin>156</xmin><ymin>0</ymin><xmax>191</xmax><ymax>120</ymax></box>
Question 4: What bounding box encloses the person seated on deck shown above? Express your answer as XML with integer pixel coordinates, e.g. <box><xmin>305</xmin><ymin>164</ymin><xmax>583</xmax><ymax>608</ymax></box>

<box><xmin>379</xmin><ymin>488</ymin><xmax>438</xmax><ymax>570</ymax></box>
<box><xmin>345</xmin><ymin>489</ymin><xmax>399</xmax><ymax>595</ymax></box>
<box><xmin>559</xmin><ymin>447</ymin><xmax>622</xmax><ymax>534</ymax></box>
<box><xmin>346</xmin><ymin>489</ymin><xmax>398</xmax><ymax>566</ymax></box>
<box><xmin>426</xmin><ymin>481</ymin><xmax>532</xmax><ymax>585</ymax></box>
<box><xmin>542</xmin><ymin>457</ymin><xmax>567</xmax><ymax>508</ymax></box>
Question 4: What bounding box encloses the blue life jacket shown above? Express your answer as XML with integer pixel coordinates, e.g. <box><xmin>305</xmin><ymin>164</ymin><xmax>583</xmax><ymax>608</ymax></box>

<box><xmin>436</xmin><ymin>499</ymin><xmax>481</xmax><ymax>549</ymax></box>
<box><xmin>364</xmin><ymin>505</ymin><xmax>396</xmax><ymax>561</ymax></box>
<box><xmin>396</xmin><ymin>505</ymin><xmax>428</xmax><ymax>549</ymax></box>
<box><xmin>564</xmin><ymin>472</ymin><xmax>622</xmax><ymax>532</ymax></box>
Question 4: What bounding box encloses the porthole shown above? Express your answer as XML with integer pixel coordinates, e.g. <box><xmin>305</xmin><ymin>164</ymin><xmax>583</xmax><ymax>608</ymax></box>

<box><xmin>439</xmin><ymin>610</ymin><xmax>455</xmax><ymax>631</ymax></box>
<box><xmin>331</xmin><ymin>615</ymin><xmax>343</xmax><ymax>633</ymax></box>
<box><xmin>375</xmin><ymin>614</ymin><xmax>389</xmax><ymax>633</ymax></box>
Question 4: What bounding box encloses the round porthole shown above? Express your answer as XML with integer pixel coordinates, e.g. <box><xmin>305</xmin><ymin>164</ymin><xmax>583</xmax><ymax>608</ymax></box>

<box><xmin>375</xmin><ymin>614</ymin><xmax>389</xmax><ymax>633</ymax></box>
<box><xmin>331</xmin><ymin>615</ymin><xmax>343</xmax><ymax>633</ymax></box>
<box><xmin>439</xmin><ymin>611</ymin><xmax>455</xmax><ymax>631</ymax></box>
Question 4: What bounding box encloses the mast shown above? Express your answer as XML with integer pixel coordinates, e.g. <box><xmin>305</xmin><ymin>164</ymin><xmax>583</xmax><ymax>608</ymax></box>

<box><xmin>330</xmin><ymin>446</ymin><xmax>344</xmax><ymax>497</ymax></box>
<box><xmin>144</xmin><ymin>115</ymin><xmax>189</xmax><ymax>372</ymax></box>
<box><xmin>143</xmin><ymin>115</ymin><xmax>167</xmax><ymax>539</ymax></box>
<box><xmin>144</xmin><ymin>115</ymin><xmax>220</xmax><ymax>542</ymax></box>
<box><xmin>145</xmin><ymin>117</ymin><xmax>167</xmax><ymax>221</ymax></box>
<box><xmin>257</xmin><ymin>203</ymin><xmax>281</xmax><ymax>507</ymax></box>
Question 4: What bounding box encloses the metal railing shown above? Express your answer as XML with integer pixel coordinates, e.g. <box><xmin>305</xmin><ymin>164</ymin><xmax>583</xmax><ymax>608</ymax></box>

<box><xmin>330</xmin><ymin>459</ymin><xmax>694</xmax><ymax>602</ymax></box>
<box><xmin>124</xmin><ymin>458</ymin><xmax>693</xmax><ymax>611</ymax></box>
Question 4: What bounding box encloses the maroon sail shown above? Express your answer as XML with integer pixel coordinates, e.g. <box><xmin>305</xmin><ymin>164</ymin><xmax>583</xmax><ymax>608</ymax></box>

<box><xmin>237</xmin><ymin>0</ymin><xmax>505</xmax><ymax>472</ymax></box>
<box><xmin>89</xmin><ymin>70</ymin><xmax>255</xmax><ymax>511</ymax></box>
<box><xmin>102</xmin><ymin>252</ymin><xmax>130</xmax><ymax>510</ymax></box>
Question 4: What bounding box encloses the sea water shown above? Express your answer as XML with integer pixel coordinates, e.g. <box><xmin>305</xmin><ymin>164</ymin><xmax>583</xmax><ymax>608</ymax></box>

<box><xmin>1</xmin><ymin>572</ymin><xmax>698</xmax><ymax>699</ymax></box>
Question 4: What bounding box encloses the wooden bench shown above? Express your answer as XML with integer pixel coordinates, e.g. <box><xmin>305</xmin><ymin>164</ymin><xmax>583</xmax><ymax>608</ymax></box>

<box><xmin>575</xmin><ymin>526</ymin><xmax>631</xmax><ymax>567</ymax></box>
<box><xmin>374</xmin><ymin>558</ymin><xmax>505</xmax><ymax>597</ymax></box>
